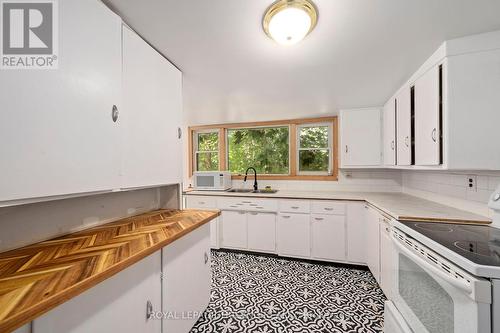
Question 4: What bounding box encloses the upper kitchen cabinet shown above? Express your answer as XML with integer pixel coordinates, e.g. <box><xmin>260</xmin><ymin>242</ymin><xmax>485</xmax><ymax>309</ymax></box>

<box><xmin>340</xmin><ymin>108</ymin><xmax>382</xmax><ymax>167</ymax></box>
<box><xmin>414</xmin><ymin>65</ymin><xmax>441</xmax><ymax>166</ymax></box>
<box><xmin>380</xmin><ymin>30</ymin><xmax>500</xmax><ymax>170</ymax></box>
<box><xmin>383</xmin><ymin>99</ymin><xmax>396</xmax><ymax>166</ymax></box>
<box><xmin>395</xmin><ymin>86</ymin><xmax>412</xmax><ymax>166</ymax></box>
<box><xmin>121</xmin><ymin>26</ymin><xmax>183</xmax><ymax>189</ymax></box>
<box><xmin>0</xmin><ymin>0</ymin><xmax>122</xmax><ymax>203</ymax></box>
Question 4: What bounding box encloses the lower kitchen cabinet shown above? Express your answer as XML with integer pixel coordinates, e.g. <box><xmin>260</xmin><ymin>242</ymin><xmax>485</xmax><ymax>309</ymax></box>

<box><xmin>346</xmin><ymin>202</ymin><xmax>366</xmax><ymax>264</ymax></box>
<box><xmin>163</xmin><ymin>223</ymin><xmax>211</xmax><ymax>333</ymax></box>
<box><xmin>277</xmin><ymin>213</ymin><xmax>310</xmax><ymax>258</ymax></box>
<box><xmin>379</xmin><ymin>218</ymin><xmax>394</xmax><ymax>298</ymax></box>
<box><xmin>221</xmin><ymin>210</ymin><xmax>248</xmax><ymax>249</ymax></box>
<box><xmin>32</xmin><ymin>252</ymin><xmax>162</xmax><ymax>333</ymax></box>
<box><xmin>366</xmin><ymin>205</ymin><xmax>381</xmax><ymax>283</ymax></box>
<box><xmin>247</xmin><ymin>212</ymin><xmax>276</xmax><ymax>253</ymax></box>
<box><xmin>311</xmin><ymin>214</ymin><xmax>346</xmax><ymax>261</ymax></box>
<box><xmin>185</xmin><ymin>196</ymin><xmax>219</xmax><ymax>248</ymax></box>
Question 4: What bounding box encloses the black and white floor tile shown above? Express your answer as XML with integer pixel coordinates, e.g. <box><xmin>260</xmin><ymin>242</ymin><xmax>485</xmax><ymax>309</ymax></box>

<box><xmin>191</xmin><ymin>250</ymin><xmax>386</xmax><ymax>333</ymax></box>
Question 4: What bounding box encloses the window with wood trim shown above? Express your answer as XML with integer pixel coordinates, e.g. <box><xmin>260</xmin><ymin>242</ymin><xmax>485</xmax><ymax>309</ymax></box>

<box><xmin>193</xmin><ymin>130</ymin><xmax>219</xmax><ymax>171</ymax></box>
<box><xmin>189</xmin><ymin>117</ymin><xmax>338</xmax><ymax>180</ymax></box>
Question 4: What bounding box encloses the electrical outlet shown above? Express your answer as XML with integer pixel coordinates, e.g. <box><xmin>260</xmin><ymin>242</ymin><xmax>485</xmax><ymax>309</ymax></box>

<box><xmin>467</xmin><ymin>175</ymin><xmax>477</xmax><ymax>192</ymax></box>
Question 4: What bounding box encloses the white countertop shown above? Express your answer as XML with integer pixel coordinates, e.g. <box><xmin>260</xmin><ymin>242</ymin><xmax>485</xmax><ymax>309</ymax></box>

<box><xmin>184</xmin><ymin>190</ymin><xmax>491</xmax><ymax>224</ymax></box>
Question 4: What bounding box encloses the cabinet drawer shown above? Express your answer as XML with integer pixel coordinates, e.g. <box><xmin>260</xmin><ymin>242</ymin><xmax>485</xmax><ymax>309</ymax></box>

<box><xmin>311</xmin><ymin>201</ymin><xmax>346</xmax><ymax>215</ymax></box>
<box><xmin>279</xmin><ymin>200</ymin><xmax>310</xmax><ymax>213</ymax></box>
<box><xmin>186</xmin><ymin>196</ymin><xmax>217</xmax><ymax>209</ymax></box>
<box><xmin>218</xmin><ymin>197</ymin><xmax>278</xmax><ymax>212</ymax></box>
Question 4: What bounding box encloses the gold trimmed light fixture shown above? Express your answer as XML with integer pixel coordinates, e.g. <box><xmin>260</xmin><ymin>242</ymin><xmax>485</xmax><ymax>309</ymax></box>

<box><xmin>263</xmin><ymin>0</ymin><xmax>318</xmax><ymax>45</ymax></box>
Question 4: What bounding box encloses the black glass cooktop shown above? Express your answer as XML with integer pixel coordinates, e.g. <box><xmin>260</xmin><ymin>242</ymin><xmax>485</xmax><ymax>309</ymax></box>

<box><xmin>402</xmin><ymin>222</ymin><xmax>500</xmax><ymax>267</ymax></box>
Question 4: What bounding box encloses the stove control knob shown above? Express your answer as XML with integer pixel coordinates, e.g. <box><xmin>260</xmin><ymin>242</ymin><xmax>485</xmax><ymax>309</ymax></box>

<box><xmin>494</xmin><ymin>193</ymin><xmax>500</xmax><ymax>202</ymax></box>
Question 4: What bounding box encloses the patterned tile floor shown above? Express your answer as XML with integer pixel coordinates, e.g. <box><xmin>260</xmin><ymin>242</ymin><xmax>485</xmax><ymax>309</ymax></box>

<box><xmin>191</xmin><ymin>250</ymin><xmax>386</xmax><ymax>333</ymax></box>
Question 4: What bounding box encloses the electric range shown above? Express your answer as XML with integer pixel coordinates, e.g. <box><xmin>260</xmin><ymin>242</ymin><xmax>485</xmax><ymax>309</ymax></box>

<box><xmin>401</xmin><ymin>221</ymin><xmax>500</xmax><ymax>267</ymax></box>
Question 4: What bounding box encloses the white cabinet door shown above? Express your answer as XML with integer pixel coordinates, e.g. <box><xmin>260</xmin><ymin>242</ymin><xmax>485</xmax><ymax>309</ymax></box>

<box><xmin>365</xmin><ymin>206</ymin><xmax>381</xmax><ymax>283</ymax></box>
<box><xmin>340</xmin><ymin>109</ymin><xmax>382</xmax><ymax>167</ymax></box>
<box><xmin>277</xmin><ymin>213</ymin><xmax>310</xmax><ymax>257</ymax></box>
<box><xmin>221</xmin><ymin>210</ymin><xmax>247</xmax><ymax>249</ymax></box>
<box><xmin>396</xmin><ymin>87</ymin><xmax>412</xmax><ymax>166</ymax></box>
<box><xmin>379</xmin><ymin>221</ymin><xmax>393</xmax><ymax>298</ymax></box>
<box><xmin>185</xmin><ymin>196</ymin><xmax>219</xmax><ymax>248</ymax></box>
<box><xmin>415</xmin><ymin>65</ymin><xmax>441</xmax><ymax>166</ymax></box>
<box><xmin>311</xmin><ymin>214</ymin><xmax>346</xmax><ymax>261</ymax></box>
<box><xmin>0</xmin><ymin>0</ymin><xmax>122</xmax><ymax>202</ymax></box>
<box><xmin>383</xmin><ymin>99</ymin><xmax>396</xmax><ymax>166</ymax></box>
<box><xmin>247</xmin><ymin>212</ymin><xmax>276</xmax><ymax>253</ymax></box>
<box><xmin>33</xmin><ymin>252</ymin><xmax>162</xmax><ymax>333</ymax></box>
<box><xmin>163</xmin><ymin>223</ymin><xmax>211</xmax><ymax>333</ymax></box>
<box><xmin>346</xmin><ymin>202</ymin><xmax>366</xmax><ymax>264</ymax></box>
<box><xmin>121</xmin><ymin>26</ymin><xmax>183</xmax><ymax>189</ymax></box>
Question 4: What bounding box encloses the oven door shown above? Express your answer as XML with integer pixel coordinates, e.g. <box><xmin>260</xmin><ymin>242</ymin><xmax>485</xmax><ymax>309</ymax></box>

<box><xmin>390</xmin><ymin>228</ymin><xmax>491</xmax><ymax>333</ymax></box>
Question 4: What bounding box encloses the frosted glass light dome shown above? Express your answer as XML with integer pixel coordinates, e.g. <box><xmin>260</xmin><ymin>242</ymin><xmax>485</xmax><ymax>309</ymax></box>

<box><xmin>263</xmin><ymin>0</ymin><xmax>318</xmax><ymax>46</ymax></box>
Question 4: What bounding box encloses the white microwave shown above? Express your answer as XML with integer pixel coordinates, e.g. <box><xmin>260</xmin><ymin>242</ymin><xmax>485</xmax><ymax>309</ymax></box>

<box><xmin>193</xmin><ymin>171</ymin><xmax>232</xmax><ymax>191</ymax></box>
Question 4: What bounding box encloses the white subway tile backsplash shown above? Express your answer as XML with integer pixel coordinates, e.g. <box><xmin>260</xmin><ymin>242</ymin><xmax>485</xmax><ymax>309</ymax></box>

<box><xmin>403</xmin><ymin>170</ymin><xmax>500</xmax><ymax>209</ymax></box>
<box><xmin>489</xmin><ymin>176</ymin><xmax>500</xmax><ymax>190</ymax></box>
<box><xmin>466</xmin><ymin>189</ymin><xmax>492</xmax><ymax>203</ymax></box>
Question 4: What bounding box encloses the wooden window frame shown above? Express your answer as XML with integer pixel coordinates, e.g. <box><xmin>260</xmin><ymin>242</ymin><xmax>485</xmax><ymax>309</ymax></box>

<box><xmin>188</xmin><ymin>116</ymin><xmax>338</xmax><ymax>181</ymax></box>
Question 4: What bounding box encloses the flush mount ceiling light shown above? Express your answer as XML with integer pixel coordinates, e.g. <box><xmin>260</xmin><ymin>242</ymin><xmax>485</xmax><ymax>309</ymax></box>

<box><xmin>263</xmin><ymin>0</ymin><xmax>318</xmax><ymax>45</ymax></box>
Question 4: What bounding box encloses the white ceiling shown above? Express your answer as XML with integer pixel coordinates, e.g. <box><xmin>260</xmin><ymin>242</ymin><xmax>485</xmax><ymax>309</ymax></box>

<box><xmin>104</xmin><ymin>0</ymin><xmax>500</xmax><ymax>125</ymax></box>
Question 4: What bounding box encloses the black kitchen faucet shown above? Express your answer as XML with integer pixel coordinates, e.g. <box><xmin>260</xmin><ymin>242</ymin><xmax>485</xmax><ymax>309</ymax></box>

<box><xmin>244</xmin><ymin>167</ymin><xmax>258</xmax><ymax>191</ymax></box>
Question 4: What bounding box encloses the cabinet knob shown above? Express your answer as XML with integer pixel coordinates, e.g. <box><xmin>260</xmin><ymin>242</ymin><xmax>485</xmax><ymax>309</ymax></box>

<box><xmin>282</xmin><ymin>215</ymin><xmax>291</xmax><ymax>219</ymax></box>
<box><xmin>111</xmin><ymin>105</ymin><xmax>119</xmax><ymax>123</ymax></box>
<box><xmin>291</xmin><ymin>206</ymin><xmax>299</xmax><ymax>209</ymax></box>
<box><xmin>405</xmin><ymin>136</ymin><xmax>409</xmax><ymax>147</ymax></box>
<box><xmin>431</xmin><ymin>128</ymin><xmax>437</xmax><ymax>142</ymax></box>
<box><xmin>146</xmin><ymin>300</ymin><xmax>153</xmax><ymax>320</ymax></box>
<box><xmin>314</xmin><ymin>217</ymin><xmax>324</xmax><ymax>221</ymax></box>
<box><xmin>345</xmin><ymin>145</ymin><xmax>349</xmax><ymax>153</ymax></box>
<box><xmin>391</xmin><ymin>140</ymin><xmax>395</xmax><ymax>150</ymax></box>
<box><xmin>178</xmin><ymin>127</ymin><xmax>182</xmax><ymax>139</ymax></box>
<box><xmin>204</xmin><ymin>252</ymin><xmax>209</xmax><ymax>264</ymax></box>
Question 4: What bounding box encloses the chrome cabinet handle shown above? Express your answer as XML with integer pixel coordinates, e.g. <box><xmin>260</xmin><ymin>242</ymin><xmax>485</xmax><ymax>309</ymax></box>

<box><xmin>146</xmin><ymin>300</ymin><xmax>153</xmax><ymax>320</ymax></box>
<box><xmin>291</xmin><ymin>206</ymin><xmax>299</xmax><ymax>209</ymax></box>
<box><xmin>178</xmin><ymin>127</ymin><xmax>182</xmax><ymax>139</ymax></box>
<box><xmin>324</xmin><ymin>208</ymin><xmax>334</xmax><ymax>211</ymax></box>
<box><xmin>111</xmin><ymin>105</ymin><xmax>119</xmax><ymax>122</ymax></box>
<box><xmin>431</xmin><ymin>128</ymin><xmax>437</xmax><ymax>142</ymax></box>
<box><xmin>242</xmin><ymin>201</ymin><xmax>252</xmax><ymax>204</ymax></box>
<box><xmin>204</xmin><ymin>252</ymin><xmax>209</xmax><ymax>264</ymax></box>
<box><xmin>345</xmin><ymin>145</ymin><xmax>348</xmax><ymax>153</ymax></box>
<box><xmin>282</xmin><ymin>215</ymin><xmax>291</xmax><ymax>219</ymax></box>
<box><xmin>314</xmin><ymin>217</ymin><xmax>324</xmax><ymax>221</ymax></box>
<box><xmin>405</xmin><ymin>136</ymin><xmax>409</xmax><ymax>147</ymax></box>
<box><xmin>391</xmin><ymin>140</ymin><xmax>395</xmax><ymax>150</ymax></box>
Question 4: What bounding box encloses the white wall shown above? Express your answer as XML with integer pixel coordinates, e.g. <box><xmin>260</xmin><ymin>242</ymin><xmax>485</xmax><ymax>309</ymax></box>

<box><xmin>0</xmin><ymin>185</ymin><xmax>179</xmax><ymax>253</ymax></box>
<box><xmin>402</xmin><ymin>171</ymin><xmax>500</xmax><ymax>217</ymax></box>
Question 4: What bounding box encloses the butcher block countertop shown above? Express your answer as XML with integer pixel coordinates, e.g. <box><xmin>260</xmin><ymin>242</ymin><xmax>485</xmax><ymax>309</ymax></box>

<box><xmin>185</xmin><ymin>190</ymin><xmax>491</xmax><ymax>225</ymax></box>
<box><xmin>0</xmin><ymin>209</ymin><xmax>220</xmax><ymax>333</ymax></box>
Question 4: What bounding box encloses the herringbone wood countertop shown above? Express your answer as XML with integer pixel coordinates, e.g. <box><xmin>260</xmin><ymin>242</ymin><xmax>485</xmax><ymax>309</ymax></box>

<box><xmin>0</xmin><ymin>209</ymin><xmax>220</xmax><ymax>332</ymax></box>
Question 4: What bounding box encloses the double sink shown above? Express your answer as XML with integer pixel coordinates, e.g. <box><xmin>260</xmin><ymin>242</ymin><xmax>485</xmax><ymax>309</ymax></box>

<box><xmin>227</xmin><ymin>188</ymin><xmax>278</xmax><ymax>194</ymax></box>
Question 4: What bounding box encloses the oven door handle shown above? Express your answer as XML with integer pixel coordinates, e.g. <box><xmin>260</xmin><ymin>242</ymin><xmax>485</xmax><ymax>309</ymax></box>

<box><xmin>391</xmin><ymin>233</ymin><xmax>473</xmax><ymax>295</ymax></box>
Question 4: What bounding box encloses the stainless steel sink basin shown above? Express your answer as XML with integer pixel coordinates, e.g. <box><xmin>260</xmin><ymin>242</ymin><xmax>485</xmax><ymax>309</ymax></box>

<box><xmin>226</xmin><ymin>188</ymin><xmax>253</xmax><ymax>193</ymax></box>
<box><xmin>226</xmin><ymin>189</ymin><xmax>278</xmax><ymax>194</ymax></box>
<box><xmin>252</xmin><ymin>189</ymin><xmax>278</xmax><ymax>194</ymax></box>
